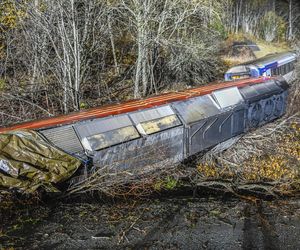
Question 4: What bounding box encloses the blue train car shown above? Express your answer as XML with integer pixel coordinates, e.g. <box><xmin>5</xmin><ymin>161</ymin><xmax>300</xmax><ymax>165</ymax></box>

<box><xmin>225</xmin><ymin>52</ymin><xmax>297</xmax><ymax>82</ymax></box>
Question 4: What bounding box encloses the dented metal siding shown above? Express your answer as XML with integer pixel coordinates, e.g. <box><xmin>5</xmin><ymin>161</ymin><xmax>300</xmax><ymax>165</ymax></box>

<box><xmin>232</xmin><ymin>109</ymin><xmax>246</xmax><ymax>136</ymax></box>
<box><xmin>188</xmin><ymin>110</ymin><xmax>242</xmax><ymax>155</ymax></box>
<box><xmin>92</xmin><ymin>127</ymin><xmax>184</xmax><ymax>170</ymax></box>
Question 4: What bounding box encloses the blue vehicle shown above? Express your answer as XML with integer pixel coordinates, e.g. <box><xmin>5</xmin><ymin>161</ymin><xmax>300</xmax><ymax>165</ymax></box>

<box><xmin>225</xmin><ymin>52</ymin><xmax>297</xmax><ymax>82</ymax></box>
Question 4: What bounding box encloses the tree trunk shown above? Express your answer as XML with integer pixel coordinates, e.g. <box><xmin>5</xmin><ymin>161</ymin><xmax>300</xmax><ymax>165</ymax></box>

<box><xmin>108</xmin><ymin>13</ymin><xmax>119</xmax><ymax>75</ymax></box>
<box><xmin>288</xmin><ymin>0</ymin><xmax>293</xmax><ymax>40</ymax></box>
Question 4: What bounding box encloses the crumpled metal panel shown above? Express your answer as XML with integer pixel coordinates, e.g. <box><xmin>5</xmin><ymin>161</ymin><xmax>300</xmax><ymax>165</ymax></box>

<box><xmin>129</xmin><ymin>105</ymin><xmax>175</xmax><ymax>124</ymax></box>
<box><xmin>172</xmin><ymin>95</ymin><xmax>221</xmax><ymax>125</ymax></box>
<box><xmin>212</xmin><ymin>87</ymin><xmax>244</xmax><ymax>109</ymax></box>
<box><xmin>75</xmin><ymin>115</ymin><xmax>133</xmax><ymax>139</ymax></box>
<box><xmin>92</xmin><ymin>127</ymin><xmax>184</xmax><ymax>171</ymax></box>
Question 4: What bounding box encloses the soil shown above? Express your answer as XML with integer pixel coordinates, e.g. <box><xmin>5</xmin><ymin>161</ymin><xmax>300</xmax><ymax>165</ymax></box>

<box><xmin>1</xmin><ymin>196</ymin><xmax>299</xmax><ymax>250</ymax></box>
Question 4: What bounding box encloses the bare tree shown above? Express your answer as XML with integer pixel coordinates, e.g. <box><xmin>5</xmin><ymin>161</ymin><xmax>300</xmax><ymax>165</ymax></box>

<box><xmin>23</xmin><ymin>0</ymin><xmax>108</xmax><ymax>113</ymax></box>
<box><xmin>118</xmin><ymin>0</ymin><xmax>219</xmax><ymax>97</ymax></box>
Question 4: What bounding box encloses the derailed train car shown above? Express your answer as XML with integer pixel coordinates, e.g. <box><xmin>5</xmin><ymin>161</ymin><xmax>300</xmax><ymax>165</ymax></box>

<box><xmin>0</xmin><ymin>77</ymin><xmax>289</xmax><ymax>172</ymax></box>
<box><xmin>225</xmin><ymin>51</ymin><xmax>297</xmax><ymax>82</ymax></box>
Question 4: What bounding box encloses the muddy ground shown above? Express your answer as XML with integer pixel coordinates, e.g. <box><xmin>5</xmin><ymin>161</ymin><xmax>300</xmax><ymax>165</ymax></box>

<box><xmin>0</xmin><ymin>195</ymin><xmax>299</xmax><ymax>250</ymax></box>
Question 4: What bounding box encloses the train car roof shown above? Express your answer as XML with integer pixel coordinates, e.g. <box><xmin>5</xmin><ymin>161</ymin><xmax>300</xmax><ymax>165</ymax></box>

<box><xmin>0</xmin><ymin>77</ymin><xmax>271</xmax><ymax>133</ymax></box>
<box><xmin>239</xmin><ymin>51</ymin><xmax>296</xmax><ymax>68</ymax></box>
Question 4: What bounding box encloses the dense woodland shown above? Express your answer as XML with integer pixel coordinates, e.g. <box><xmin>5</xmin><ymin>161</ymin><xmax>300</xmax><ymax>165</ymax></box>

<box><xmin>0</xmin><ymin>0</ymin><xmax>299</xmax><ymax>125</ymax></box>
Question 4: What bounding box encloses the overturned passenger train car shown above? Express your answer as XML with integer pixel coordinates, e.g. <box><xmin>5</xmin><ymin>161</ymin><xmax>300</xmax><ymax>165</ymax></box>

<box><xmin>0</xmin><ymin>77</ymin><xmax>289</xmax><ymax>172</ymax></box>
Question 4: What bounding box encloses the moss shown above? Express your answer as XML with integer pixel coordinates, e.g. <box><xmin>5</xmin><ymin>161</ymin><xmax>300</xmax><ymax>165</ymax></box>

<box><xmin>153</xmin><ymin>177</ymin><xmax>179</xmax><ymax>191</ymax></box>
<box><xmin>164</xmin><ymin>177</ymin><xmax>178</xmax><ymax>190</ymax></box>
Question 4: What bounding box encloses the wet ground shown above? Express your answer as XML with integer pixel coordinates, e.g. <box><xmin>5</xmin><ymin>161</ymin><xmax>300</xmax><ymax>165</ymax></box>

<box><xmin>0</xmin><ymin>196</ymin><xmax>300</xmax><ymax>250</ymax></box>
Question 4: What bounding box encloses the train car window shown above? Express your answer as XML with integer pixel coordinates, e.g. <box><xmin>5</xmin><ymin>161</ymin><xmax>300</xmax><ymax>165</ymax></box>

<box><xmin>137</xmin><ymin>114</ymin><xmax>182</xmax><ymax>135</ymax></box>
<box><xmin>172</xmin><ymin>95</ymin><xmax>221</xmax><ymax>125</ymax></box>
<box><xmin>212</xmin><ymin>87</ymin><xmax>244</xmax><ymax>109</ymax></box>
<box><xmin>85</xmin><ymin>126</ymin><xmax>140</xmax><ymax>151</ymax></box>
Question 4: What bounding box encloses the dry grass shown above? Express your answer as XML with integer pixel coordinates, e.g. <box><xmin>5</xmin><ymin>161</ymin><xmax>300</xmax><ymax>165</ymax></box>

<box><xmin>253</xmin><ymin>40</ymin><xmax>290</xmax><ymax>58</ymax></box>
<box><xmin>221</xmin><ymin>33</ymin><xmax>291</xmax><ymax>67</ymax></box>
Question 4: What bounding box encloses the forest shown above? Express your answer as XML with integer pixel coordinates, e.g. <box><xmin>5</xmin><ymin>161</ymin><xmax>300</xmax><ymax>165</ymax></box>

<box><xmin>1</xmin><ymin>1</ymin><xmax>300</xmax><ymax>249</ymax></box>
<box><xmin>0</xmin><ymin>0</ymin><xmax>299</xmax><ymax>125</ymax></box>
